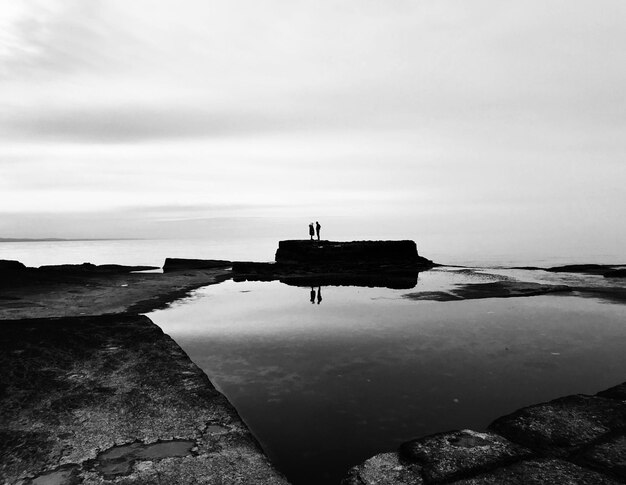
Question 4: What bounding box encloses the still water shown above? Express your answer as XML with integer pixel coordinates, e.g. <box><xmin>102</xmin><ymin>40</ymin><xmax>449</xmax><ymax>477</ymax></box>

<box><xmin>149</xmin><ymin>269</ymin><xmax>626</xmax><ymax>485</ymax></box>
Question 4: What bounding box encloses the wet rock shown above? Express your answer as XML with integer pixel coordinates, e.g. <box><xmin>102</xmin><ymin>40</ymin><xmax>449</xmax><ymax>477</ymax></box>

<box><xmin>404</xmin><ymin>281</ymin><xmax>571</xmax><ymax>302</ymax></box>
<box><xmin>449</xmin><ymin>458</ymin><xmax>622</xmax><ymax>484</ymax></box>
<box><xmin>399</xmin><ymin>429</ymin><xmax>532</xmax><ymax>482</ymax></box>
<box><xmin>342</xmin><ymin>452</ymin><xmax>423</xmax><ymax>485</ymax></box>
<box><xmin>597</xmin><ymin>382</ymin><xmax>626</xmax><ymax>401</ymax></box>
<box><xmin>545</xmin><ymin>264</ymin><xmax>624</xmax><ymax>276</ymax></box>
<box><xmin>579</xmin><ymin>434</ymin><xmax>626</xmax><ymax>479</ymax></box>
<box><xmin>488</xmin><ymin>395</ymin><xmax>626</xmax><ymax>456</ymax></box>
<box><xmin>163</xmin><ymin>258</ymin><xmax>232</xmax><ymax>272</ymax></box>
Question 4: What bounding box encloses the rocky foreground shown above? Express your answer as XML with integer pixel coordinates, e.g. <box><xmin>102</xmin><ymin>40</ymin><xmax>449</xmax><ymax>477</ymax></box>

<box><xmin>1</xmin><ymin>244</ymin><xmax>625</xmax><ymax>484</ymax></box>
<box><xmin>0</xmin><ymin>314</ymin><xmax>288</xmax><ymax>485</ymax></box>
<box><xmin>0</xmin><ymin>260</ymin><xmax>288</xmax><ymax>484</ymax></box>
<box><xmin>343</xmin><ymin>382</ymin><xmax>626</xmax><ymax>484</ymax></box>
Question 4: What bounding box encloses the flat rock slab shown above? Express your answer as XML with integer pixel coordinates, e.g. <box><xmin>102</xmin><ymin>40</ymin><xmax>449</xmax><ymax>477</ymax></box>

<box><xmin>488</xmin><ymin>395</ymin><xmax>626</xmax><ymax>456</ymax></box>
<box><xmin>449</xmin><ymin>458</ymin><xmax>622</xmax><ymax>484</ymax></box>
<box><xmin>0</xmin><ymin>314</ymin><xmax>288</xmax><ymax>485</ymax></box>
<box><xmin>399</xmin><ymin>430</ymin><xmax>531</xmax><ymax>483</ymax></box>
<box><xmin>404</xmin><ymin>281</ymin><xmax>572</xmax><ymax>302</ymax></box>
<box><xmin>342</xmin><ymin>452</ymin><xmax>423</xmax><ymax>485</ymax></box>
<box><xmin>275</xmin><ymin>240</ymin><xmax>433</xmax><ymax>267</ymax></box>
<box><xmin>579</xmin><ymin>434</ymin><xmax>626</xmax><ymax>479</ymax></box>
<box><xmin>0</xmin><ymin>267</ymin><xmax>231</xmax><ymax>319</ymax></box>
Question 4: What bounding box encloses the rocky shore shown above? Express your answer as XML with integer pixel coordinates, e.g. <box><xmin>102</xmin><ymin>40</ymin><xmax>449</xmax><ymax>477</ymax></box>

<box><xmin>2</xmin><ymin>243</ymin><xmax>625</xmax><ymax>484</ymax></box>
<box><xmin>0</xmin><ymin>259</ymin><xmax>287</xmax><ymax>484</ymax></box>
<box><xmin>0</xmin><ymin>314</ymin><xmax>288</xmax><ymax>484</ymax></box>
<box><xmin>343</xmin><ymin>382</ymin><xmax>626</xmax><ymax>484</ymax></box>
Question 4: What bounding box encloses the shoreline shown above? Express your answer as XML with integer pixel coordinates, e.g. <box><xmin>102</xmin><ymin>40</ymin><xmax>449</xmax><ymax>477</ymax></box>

<box><xmin>1</xmin><ymin>253</ymin><xmax>625</xmax><ymax>484</ymax></box>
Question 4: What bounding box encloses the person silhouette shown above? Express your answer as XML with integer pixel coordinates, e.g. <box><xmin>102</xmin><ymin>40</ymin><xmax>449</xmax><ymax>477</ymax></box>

<box><xmin>310</xmin><ymin>287</ymin><xmax>316</xmax><ymax>304</ymax></box>
<box><xmin>317</xmin><ymin>286</ymin><xmax>322</xmax><ymax>304</ymax></box>
<box><xmin>315</xmin><ymin>221</ymin><xmax>321</xmax><ymax>241</ymax></box>
<box><xmin>309</xmin><ymin>223</ymin><xmax>315</xmax><ymax>241</ymax></box>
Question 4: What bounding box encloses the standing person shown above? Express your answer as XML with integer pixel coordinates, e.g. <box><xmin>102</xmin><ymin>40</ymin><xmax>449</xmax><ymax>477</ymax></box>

<box><xmin>310</xmin><ymin>287</ymin><xmax>316</xmax><ymax>304</ymax></box>
<box><xmin>315</xmin><ymin>221</ymin><xmax>321</xmax><ymax>241</ymax></box>
<box><xmin>309</xmin><ymin>223</ymin><xmax>315</xmax><ymax>241</ymax></box>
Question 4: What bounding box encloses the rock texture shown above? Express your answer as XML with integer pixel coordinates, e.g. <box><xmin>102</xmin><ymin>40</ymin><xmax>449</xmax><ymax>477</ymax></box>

<box><xmin>344</xmin><ymin>382</ymin><xmax>626</xmax><ymax>484</ymax></box>
<box><xmin>0</xmin><ymin>263</ymin><xmax>230</xmax><ymax>319</ymax></box>
<box><xmin>399</xmin><ymin>430</ymin><xmax>531</xmax><ymax>483</ymax></box>
<box><xmin>0</xmin><ymin>314</ymin><xmax>288</xmax><ymax>485</ymax></box>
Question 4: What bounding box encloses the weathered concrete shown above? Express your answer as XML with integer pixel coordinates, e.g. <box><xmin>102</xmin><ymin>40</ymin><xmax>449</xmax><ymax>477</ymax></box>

<box><xmin>274</xmin><ymin>240</ymin><xmax>432</xmax><ymax>267</ymax></box>
<box><xmin>0</xmin><ymin>314</ymin><xmax>289</xmax><ymax>485</ymax></box>
<box><xmin>232</xmin><ymin>240</ymin><xmax>433</xmax><ymax>290</ymax></box>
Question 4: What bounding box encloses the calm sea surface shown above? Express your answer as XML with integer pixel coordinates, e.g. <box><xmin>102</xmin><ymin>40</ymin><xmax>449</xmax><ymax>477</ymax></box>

<box><xmin>4</xmin><ymin>239</ymin><xmax>625</xmax><ymax>484</ymax></box>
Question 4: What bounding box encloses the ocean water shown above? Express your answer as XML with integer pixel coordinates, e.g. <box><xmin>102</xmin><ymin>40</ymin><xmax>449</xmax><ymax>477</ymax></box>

<box><xmin>149</xmin><ymin>269</ymin><xmax>626</xmax><ymax>485</ymax></box>
<box><xmin>0</xmin><ymin>238</ymin><xmax>279</xmax><ymax>267</ymax></box>
<box><xmin>1</xmin><ymin>237</ymin><xmax>623</xmax><ymax>268</ymax></box>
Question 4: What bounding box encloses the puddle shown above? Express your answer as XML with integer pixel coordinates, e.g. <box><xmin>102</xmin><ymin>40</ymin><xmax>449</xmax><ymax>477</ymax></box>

<box><xmin>94</xmin><ymin>440</ymin><xmax>195</xmax><ymax>477</ymax></box>
<box><xmin>205</xmin><ymin>424</ymin><xmax>229</xmax><ymax>434</ymax></box>
<box><xmin>30</xmin><ymin>467</ymin><xmax>77</xmax><ymax>485</ymax></box>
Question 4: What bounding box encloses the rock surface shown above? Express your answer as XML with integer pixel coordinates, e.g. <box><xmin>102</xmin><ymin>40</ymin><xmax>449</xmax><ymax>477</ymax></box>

<box><xmin>345</xmin><ymin>383</ymin><xmax>626</xmax><ymax>484</ymax></box>
<box><xmin>449</xmin><ymin>459</ymin><xmax>622</xmax><ymax>484</ymax></box>
<box><xmin>38</xmin><ymin>263</ymin><xmax>159</xmax><ymax>273</ymax></box>
<box><xmin>0</xmin><ymin>314</ymin><xmax>288</xmax><ymax>485</ymax></box>
<box><xmin>404</xmin><ymin>281</ymin><xmax>572</xmax><ymax>301</ymax></box>
<box><xmin>275</xmin><ymin>240</ymin><xmax>432</xmax><ymax>266</ymax></box>
<box><xmin>342</xmin><ymin>453</ymin><xmax>423</xmax><ymax>485</ymax></box>
<box><xmin>163</xmin><ymin>258</ymin><xmax>232</xmax><ymax>272</ymax></box>
<box><xmin>488</xmin><ymin>394</ymin><xmax>626</xmax><ymax>456</ymax></box>
<box><xmin>399</xmin><ymin>430</ymin><xmax>531</xmax><ymax>483</ymax></box>
<box><xmin>0</xmin><ymin>263</ymin><xmax>230</xmax><ymax>319</ymax></box>
<box><xmin>233</xmin><ymin>240</ymin><xmax>434</xmax><ymax>289</ymax></box>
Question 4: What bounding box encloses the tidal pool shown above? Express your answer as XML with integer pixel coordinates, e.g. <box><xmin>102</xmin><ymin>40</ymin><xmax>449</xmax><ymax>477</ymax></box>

<box><xmin>149</xmin><ymin>268</ymin><xmax>626</xmax><ymax>485</ymax></box>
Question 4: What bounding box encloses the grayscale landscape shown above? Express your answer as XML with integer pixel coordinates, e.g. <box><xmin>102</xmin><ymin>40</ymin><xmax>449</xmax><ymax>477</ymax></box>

<box><xmin>1</xmin><ymin>2</ymin><xmax>625</xmax><ymax>484</ymax></box>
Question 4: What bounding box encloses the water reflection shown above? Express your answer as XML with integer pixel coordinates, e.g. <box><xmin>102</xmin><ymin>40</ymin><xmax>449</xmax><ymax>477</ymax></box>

<box><xmin>310</xmin><ymin>286</ymin><xmax>323</xmax><ymax>304</ymax></box>
<box><xmin>150</xmin><ymin>275</ymin><xmax>626</xmax><ymax>485</ymax></box>
<box><xmin>236</xmin><ymin>270</ymin><xmax>420</xmax><ymax>290</ymax></box>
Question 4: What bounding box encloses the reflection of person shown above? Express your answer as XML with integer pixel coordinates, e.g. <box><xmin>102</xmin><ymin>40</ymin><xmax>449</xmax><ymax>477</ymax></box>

<box><xmin>315</xmin><ymin>221</ymin><xmax>321</xmax><ymax>240</ymax></box>
<box><xmin>310</xmin><ymin>287</ymin><xmax>316</xmax><ymax>304</ymax></box>
<box><xmin>317</xmin><ymin>286</ymin><xmax>322</xmax><ymax>304</ymax></box>
<box><xmin>309</xmin><ymin>223</ymin><xmax>315</xmax><ymax>241</ymax></box>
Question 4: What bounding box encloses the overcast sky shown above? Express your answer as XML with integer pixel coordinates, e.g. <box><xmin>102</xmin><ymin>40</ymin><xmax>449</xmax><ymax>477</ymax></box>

<box><xmin>1</xmin><ymin>1</ymin><xmax>624</xmax><ymax>259</ymax></box>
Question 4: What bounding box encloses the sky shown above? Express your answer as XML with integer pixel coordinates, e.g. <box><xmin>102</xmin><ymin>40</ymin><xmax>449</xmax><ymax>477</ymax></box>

<box><xmin>1</xmin><ymin>1</ymin><xmax>625</xmax><ymax>260</ymax></box>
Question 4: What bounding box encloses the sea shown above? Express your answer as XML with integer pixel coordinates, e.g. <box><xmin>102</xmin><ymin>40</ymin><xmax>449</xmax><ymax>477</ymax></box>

<box><xmin>3</xmin><ymin>238</ymin><xmax>626</xmax><ymax>485</ymax></box>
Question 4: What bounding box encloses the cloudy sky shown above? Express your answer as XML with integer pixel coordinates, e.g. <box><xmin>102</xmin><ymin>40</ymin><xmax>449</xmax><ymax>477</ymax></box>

<box><xmin>1</xmin><ymin>1</ymin><xmax>625</xmax><ymax>260</ymax></box>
